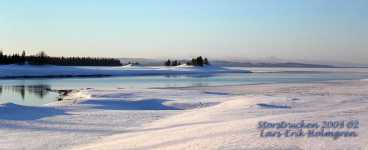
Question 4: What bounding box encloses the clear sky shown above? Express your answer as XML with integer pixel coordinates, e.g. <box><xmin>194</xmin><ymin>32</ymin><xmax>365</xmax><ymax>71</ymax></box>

<box><xmin>0</xmin><ymin>0</ymin><xmax>367</xmax><ymax>63</ymax></box>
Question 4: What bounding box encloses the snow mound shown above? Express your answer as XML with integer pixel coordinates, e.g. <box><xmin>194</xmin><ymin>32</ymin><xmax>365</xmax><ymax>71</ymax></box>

<box><xmin>121</xmin><ymin>64</ymin><xmax>142</xmax><ymax>68</ymax></box>
<box><xmin>175</xmin><ymin>64</ymin><xmax>192</xmax><ymax>68</ymax></box>
<box><xmin>175</xmin><ymin>64</ymin><xmax>224</xmax><ymax>70</ymax></box>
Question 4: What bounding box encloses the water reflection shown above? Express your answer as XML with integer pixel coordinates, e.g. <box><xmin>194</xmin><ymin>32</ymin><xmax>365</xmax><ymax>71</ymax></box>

<box><xmin>1</xmin><ymin>71</ymin><xmax>367</xmax><ymax>106</ymax></box>
<box><xmin>0</xmin><ymin>85</ymin><xmax>52</xmax><ymax>99</ymax></box>
<box><xmin>0</xmin><ymin>84</ymin><xmax>58</xmax><ymax>106</ymax></box>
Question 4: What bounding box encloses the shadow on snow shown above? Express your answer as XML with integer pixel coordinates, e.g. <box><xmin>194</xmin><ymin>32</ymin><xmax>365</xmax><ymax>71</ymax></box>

<box><xmin>80</xmin><ymin>98</ymin><xmax>182</xmax><ymax>110</ymax></box>
<box><xmin>0</xmin><ymin>103</ymin><xmax>67</xmax><ymax>121</ymax></box>
<box><xmin>256</xmin><ymin>103</ymin><xmax>291</xmax><ymax>109</ymax></box>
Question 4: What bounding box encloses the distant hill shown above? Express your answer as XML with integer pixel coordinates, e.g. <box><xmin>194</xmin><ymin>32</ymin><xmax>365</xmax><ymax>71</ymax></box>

<box><xmin>211</xmin><ymin>61</ymin><xmax>336</xmax><ymax>68</ymax></box>
<box><xmin>119</xmin><ymin>58</ymin><xmax>338</xmax><ymax>68</ymax></box>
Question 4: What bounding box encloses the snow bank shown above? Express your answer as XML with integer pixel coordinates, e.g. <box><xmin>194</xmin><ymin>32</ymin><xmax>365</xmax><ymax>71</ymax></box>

<box><xmin>0</xmin><ymin>65</ymin><xmax>250</xmax><ymax>78</ymax></box>
<box><xmin>73</xmin><ymin>80</ymin><xmax>368</xmax><ymax>150</ymax></box>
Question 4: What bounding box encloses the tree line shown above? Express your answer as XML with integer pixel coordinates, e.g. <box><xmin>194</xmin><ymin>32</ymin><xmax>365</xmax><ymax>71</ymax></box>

<box><xmin>0</xmin><ymin>51</ymin><xmax>122</xmax><ymax>66</ymax></box>
<box><xmin>165</xmin><ymin>56</ymin><xmax>209</xmax><ymax>67</ymax></box>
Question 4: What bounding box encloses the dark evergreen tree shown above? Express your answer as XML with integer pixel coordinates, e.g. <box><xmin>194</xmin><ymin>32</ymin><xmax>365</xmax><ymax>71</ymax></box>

<box><xmin>183</xmin><ymin>56</ymin><xmax>210</xmax><ymax>67</ymax></box>
<box><xmin>20</xmin><ymin>50</ymin><xmax>26</xmax><ymax>64</ymax></box>
<box><xmin>196</xmin><ymin>56</ymin><xmax>204</xmax><ymax>66</ymax></box>
<box><xmin>0</xmin><ymin>51</ymin><xmax>4</xmax><ymax>64</ymax></box>
<box><xmin>165</xmin><ymin>59</ymin><xmax>171</xmax><ymax>66</ymax></box>
<box><xmin>191</xmin><ymin>58</ymin><xmax>196</xmax><ymax>66</ymax></box>
<box><xmin>172</xmin><ymin>60</ymin><xmax>178</xmax><ymax>66</ymax></box>
<box><xmin>204</xmin><ymin>58</ymin><xmax>209</xmax><ymax>65</ymax></box>
<box><xmin>0</xmin><ymin>51</ymin><xmax>122</xmax><ymax>66</ymax></box>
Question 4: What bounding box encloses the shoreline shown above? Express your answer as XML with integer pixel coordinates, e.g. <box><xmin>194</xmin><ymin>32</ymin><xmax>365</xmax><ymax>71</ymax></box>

<box><xmin>0</xmin><ymin>65</ymin><xmax>251</xmax><ymax>79</ymax></box>
<box><xmin>53</xmin><ymin>78</ymin><xmax>366</xmax><ymax>106</ymax></box>
<box><xmin>0</xmin><ymin>74</ymin><xmax>112</xmax><ymax>79</ymax></box>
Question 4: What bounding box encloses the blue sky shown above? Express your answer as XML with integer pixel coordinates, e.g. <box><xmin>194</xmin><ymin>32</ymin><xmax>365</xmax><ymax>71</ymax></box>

<box><xmin>0</xmin><ymin>0</ymin><xmax>367</xmax><ymax>63</ymax></box>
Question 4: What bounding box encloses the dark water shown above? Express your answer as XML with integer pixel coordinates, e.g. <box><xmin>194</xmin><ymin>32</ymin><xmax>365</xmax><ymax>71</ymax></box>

<box><xmin>1</xmin><ymin>68</ymin><xmax>368</xmax><ymax>106</ymax></box>
<box><xmin>0</xmin><ymin>85</ymin><xmax>59</xmax><ymax>106</ymax></box>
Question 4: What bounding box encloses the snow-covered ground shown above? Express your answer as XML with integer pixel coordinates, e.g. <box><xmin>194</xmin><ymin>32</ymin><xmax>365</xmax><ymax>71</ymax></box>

<box><xmin>1</xmin><ymin>80</ymin><xmax>368</xmax><ymax>149</ymax></box>
<box><xmin>0</xmin><ymin>65</ymin><xmax>250</xmax><ymax>78</ymax></box>
<box><xmin>0</xmin><ymin>88</ymin><xmax>230</xmax><ymax>150</ymax></box>
<box><xmin>73</xmin><ymin>80</ymin><xmax>368</xmax><ymax>150</ymax></box>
